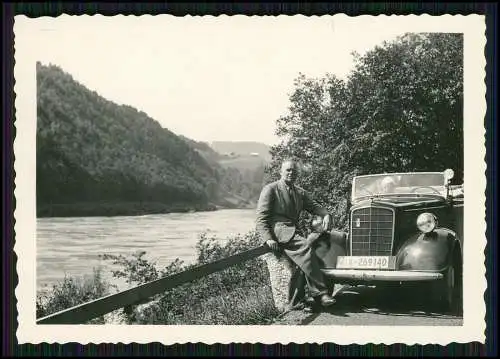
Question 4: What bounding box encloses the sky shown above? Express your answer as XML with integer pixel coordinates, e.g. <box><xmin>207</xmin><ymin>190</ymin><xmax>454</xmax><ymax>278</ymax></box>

<box><xmin>21</xmin><ymin>15</ymin><xmax>444</xmax><ymax>146</ymax></box>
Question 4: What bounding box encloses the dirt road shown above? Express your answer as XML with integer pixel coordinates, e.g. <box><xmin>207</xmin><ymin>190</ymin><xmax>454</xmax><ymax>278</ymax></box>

<box><xmin>273</xmin><ymin>284</ymin><xmax>463</xmax><ymax>326</ymax></box>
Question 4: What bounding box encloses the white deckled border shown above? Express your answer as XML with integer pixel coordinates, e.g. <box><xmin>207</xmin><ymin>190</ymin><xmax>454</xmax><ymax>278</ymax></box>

<box><xmin>14</xmin><ymin>13</ymin><xmax>487</xmax><ymax>345</ymax></box>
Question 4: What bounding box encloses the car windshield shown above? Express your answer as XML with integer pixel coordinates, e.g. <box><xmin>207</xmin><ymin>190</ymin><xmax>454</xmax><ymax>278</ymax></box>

<box><xmin>352</xmin><ymin>172</ymin><xmax>446</xmax><ymax>202</ymax></box>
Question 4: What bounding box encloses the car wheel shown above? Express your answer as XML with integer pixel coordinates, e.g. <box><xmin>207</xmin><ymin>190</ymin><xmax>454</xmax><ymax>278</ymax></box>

<box><xmin>432</xmin><ymin>258</ymin><xmax>463</xmax><ymax>315</ymax></box>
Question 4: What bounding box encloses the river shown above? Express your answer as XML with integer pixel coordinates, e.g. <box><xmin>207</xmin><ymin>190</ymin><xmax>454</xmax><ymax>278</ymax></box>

<box><xmin>36</xmin><ymin>208</ymin><xmax>258</xmax><ymax>292</ymax></box>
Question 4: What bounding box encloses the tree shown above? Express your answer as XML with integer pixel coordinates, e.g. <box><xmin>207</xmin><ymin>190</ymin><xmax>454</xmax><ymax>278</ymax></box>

<box><xmin>268</xmin><ymin>33</ymin><xmax>464</xmax><ymax>230</ymax></box>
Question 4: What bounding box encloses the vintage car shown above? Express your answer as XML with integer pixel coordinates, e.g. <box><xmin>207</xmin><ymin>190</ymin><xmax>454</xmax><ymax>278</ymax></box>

<box><xmin>320</xmin><ymin>169</ymin><xmax>464</xmax><ymax>314</ymax></box>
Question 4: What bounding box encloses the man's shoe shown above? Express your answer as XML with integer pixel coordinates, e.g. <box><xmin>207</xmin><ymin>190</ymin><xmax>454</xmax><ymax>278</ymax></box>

<box><xmin>305</xmin><ymin>296</ymin><xmax>315</xmax><ymax>305</ymax></box>
<box><xmin>320</xmin><ymin>294</ymin><xmax>336</xmax><ymax>307</ymax></box>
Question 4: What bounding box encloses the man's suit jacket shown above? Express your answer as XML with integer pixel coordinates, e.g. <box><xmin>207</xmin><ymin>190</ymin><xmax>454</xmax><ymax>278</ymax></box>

<box><xmin>255</xmin><ymin>180</ymin><xmax>329</xmax><ymax>244</ymax></box>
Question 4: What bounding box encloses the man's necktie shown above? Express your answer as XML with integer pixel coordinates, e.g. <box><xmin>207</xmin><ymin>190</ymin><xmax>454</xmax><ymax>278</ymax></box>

<box><xmin>288</xmin><ymin>186</ymin><xmax>297</xmax><ymax>213</ymax></box>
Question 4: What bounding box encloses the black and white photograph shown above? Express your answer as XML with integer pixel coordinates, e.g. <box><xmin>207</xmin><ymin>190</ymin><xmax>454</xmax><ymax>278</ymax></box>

<box><xmin>14</xmin><ymin>14</ymin><xmax>486</xmax><ymax>345</ymax></box>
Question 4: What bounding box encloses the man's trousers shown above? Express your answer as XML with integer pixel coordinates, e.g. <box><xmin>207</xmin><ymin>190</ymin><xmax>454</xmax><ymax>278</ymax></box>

<box><xmin>281</xmin><ymin>234</ymin><xmax>330</xmax><ymax>299</ymax></box>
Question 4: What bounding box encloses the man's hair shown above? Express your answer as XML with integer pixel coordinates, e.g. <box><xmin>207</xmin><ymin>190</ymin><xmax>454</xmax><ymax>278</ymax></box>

<box><xmin>281</xmin><ymin>157</ymin><xmax>300</xmax><ymax>169</ymax></box>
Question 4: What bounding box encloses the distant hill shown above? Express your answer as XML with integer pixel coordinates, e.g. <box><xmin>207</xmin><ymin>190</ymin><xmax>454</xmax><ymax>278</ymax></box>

<box><xmin>210</xmin><ymin>141</ymin><xmax>271</xmax><ymax>162</ymax></box>
<box><xmin>216</xmin><ymin>154</ymin><xmax>267</xmax><ymax>173</ymax></box>
<box><xmin>209</xmin><ymin>141</ymin><xmax>271</xmax><ymax>176</ymax></box>
<box><xmin>178</xmin><ymin>137</ymin><xmax>269</xmax><ymax>208</ymax></box>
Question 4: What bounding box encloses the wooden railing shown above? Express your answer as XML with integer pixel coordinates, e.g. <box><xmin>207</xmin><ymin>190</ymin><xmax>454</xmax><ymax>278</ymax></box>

<box><xmin>37</xmin><ymin>245</ymin><xmax>271</xmax><ymax>325</ymax></box>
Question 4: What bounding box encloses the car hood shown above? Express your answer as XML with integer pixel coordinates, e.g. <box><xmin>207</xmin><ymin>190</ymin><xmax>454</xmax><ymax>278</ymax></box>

<box><xmin>351</xmin><ymin>195</ymin><xmax>447</xmax><ymax>210</ymax></box>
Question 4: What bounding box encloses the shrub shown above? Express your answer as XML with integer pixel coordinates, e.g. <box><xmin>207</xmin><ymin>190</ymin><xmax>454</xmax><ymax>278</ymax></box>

<box><xmin>36</xmin><ymin>267</ymin><xmax>116</xmax><ymax>323</ymax></box>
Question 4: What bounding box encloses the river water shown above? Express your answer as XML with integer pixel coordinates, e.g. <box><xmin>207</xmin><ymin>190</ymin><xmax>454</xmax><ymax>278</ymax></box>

<box><xmin>36</xmin><ymin>209</ymin><xmax>258</xmax><ymax>292</ymax></box>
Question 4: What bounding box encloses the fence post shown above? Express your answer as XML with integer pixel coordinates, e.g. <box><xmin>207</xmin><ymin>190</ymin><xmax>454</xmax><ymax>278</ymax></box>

<box><xmin>261</xmin><ymin>252</ymin><xmax>295</xmax><ymax>312</ymax></box>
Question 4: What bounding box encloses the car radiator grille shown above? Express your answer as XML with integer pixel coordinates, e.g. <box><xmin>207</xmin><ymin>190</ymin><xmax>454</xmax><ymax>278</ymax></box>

<box><xmin>350</xmin><ymin>207</ymin><xmax>394</xmax><ymax>256</ymax></box>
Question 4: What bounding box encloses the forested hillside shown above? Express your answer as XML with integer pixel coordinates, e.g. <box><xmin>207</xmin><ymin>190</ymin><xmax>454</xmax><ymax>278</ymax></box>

<box><xmin>36</xmin><ymin>63</ymin><xmax>269</xmax><ymax>217</ymax></box>
<box><xmin>36</xmin><ymin>63</ymin><xmax>223</xmax><ymax>217</ymax></box>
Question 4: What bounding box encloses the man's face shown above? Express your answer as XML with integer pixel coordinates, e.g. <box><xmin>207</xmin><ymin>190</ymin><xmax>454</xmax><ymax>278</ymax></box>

<box><xmin>280</xmin><ymin>161</ymin><xmax>298</xmax><ymax>184</ymax></box>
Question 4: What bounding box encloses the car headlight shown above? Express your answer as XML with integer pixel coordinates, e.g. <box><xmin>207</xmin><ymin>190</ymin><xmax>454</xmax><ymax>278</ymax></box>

<box><xmin>416</xmin><ymin>213</ymin><xmax>437</xmax><ymax>233</ymax></box>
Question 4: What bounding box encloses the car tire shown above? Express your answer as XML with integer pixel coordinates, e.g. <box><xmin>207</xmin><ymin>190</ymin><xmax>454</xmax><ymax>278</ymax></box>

<box><xmin>431</xmin><ymin>256</ymin><xmax>463</xmax><ymax>316</ymax></box>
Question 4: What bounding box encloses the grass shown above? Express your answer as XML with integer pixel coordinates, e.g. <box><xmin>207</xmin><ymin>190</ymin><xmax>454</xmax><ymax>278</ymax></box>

<box><xmin>182</xmin><ymin>285</ymin><xmax>279</xmax><ymax>325</ymax></box>
<box><xmin>133</xmin><ymin>282</ymin><xmax>279</xmax><ymax>325</ymax></box>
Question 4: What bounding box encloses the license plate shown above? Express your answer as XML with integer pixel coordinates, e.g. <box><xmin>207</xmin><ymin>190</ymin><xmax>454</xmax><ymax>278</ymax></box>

<box><xmin>336</xmin><ymin>256</ymin><xmax>395</xmax><ymax>270</ymax></box>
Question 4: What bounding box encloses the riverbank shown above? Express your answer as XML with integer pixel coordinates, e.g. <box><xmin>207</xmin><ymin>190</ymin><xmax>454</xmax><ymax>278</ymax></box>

<box><xmin>36</xmin><ymin>201</ymin><xmax>220</xmax><ymax>218</ymax></box>
<box><xmin>37</xmin><ymin>199</ymin><xmax>257</xmax><ymax>218</ymax></box>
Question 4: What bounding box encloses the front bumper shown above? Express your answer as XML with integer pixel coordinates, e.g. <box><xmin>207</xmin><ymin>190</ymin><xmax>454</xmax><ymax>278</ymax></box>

<box><xmin>321</xmin><ymin>269</ymin><xmax>443</xmax><ymax>282</ymax></box>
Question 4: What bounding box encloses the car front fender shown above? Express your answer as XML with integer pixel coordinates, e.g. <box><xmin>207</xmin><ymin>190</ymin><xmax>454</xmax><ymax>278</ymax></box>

<box><xmin>313</xmin><ymin>230</ymin><xmax>347</xmax><ymax>268</ymax></box>
<box><xmin>395</xmin><ymin>228</ymin><xmax>458</xmax><ymax>272</ymax></box>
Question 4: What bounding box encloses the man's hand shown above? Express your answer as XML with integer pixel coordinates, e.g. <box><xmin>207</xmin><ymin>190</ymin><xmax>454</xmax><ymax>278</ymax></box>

<box><xmin>322</xmin><ymin>214</ymin><xmax>332</xmax><ymax>232</ymax></box>
<box><xmin>265</xmin><ymin>239</ymin><xmax>279</xmax><ymax>252</ymax></box>
<box><xmin>306</xmin><ymin>233</ymin><xmax>321</xmax><ymax>248</ymax></box>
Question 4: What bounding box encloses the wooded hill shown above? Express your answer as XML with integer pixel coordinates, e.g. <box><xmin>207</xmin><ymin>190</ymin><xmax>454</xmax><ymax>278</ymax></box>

<box><xmin>36</xmin><ymin>63</ymin><xmax>265</xmax><ymax>217</ymax></box>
